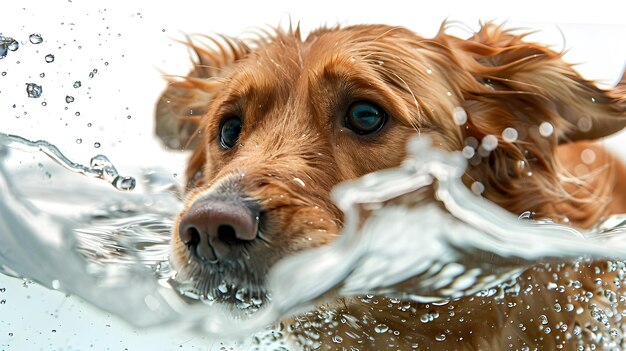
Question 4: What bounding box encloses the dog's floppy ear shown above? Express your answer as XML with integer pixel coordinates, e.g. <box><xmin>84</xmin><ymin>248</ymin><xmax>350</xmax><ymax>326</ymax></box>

<box><xmin>432</xmin><ymin>23</ymin><xmax>626</xmax><ymax>226</ymax></box>
<box><xmin>155</xmin><ymin>36</ymin><xmax>250</xmax><ymax>150</ymax></box>
<box><xmin>438</xmin><ymin>23</ymin><xmax>626</xmax><ymax>145</ymax></box>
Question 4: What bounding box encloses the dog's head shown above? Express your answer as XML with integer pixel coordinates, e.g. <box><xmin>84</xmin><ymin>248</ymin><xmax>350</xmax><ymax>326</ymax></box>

<box><xmin>156</xmin><ymin>23</ymin><xmax>626</xmax><ymax>305</ymax></box>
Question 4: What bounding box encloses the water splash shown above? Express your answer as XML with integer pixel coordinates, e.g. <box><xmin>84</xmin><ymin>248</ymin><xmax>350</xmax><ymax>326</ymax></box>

<box><xmin>0</xmin><ymin>35</ymin><xmax>18</xmax><ymax>59</ymax></box>
<box><xmin>0</xmin><ymin>133</ymin><xmax>136</xmax><ymax>191</ymax></box>
<box><xmin>1</xmin><ymin>135</ymin><xmax>626</xmax><ymax>342</ymax></box>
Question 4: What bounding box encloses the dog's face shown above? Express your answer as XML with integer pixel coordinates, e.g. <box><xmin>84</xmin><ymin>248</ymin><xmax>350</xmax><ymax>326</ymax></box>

<box><xmin>156</xmin><ymin>24</ymin><xmax>625</xmax><ymax>305</ymax></box>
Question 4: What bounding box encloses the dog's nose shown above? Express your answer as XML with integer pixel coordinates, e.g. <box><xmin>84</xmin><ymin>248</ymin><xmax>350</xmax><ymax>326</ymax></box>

<box><xmin>178</xmin><ymin>200</ymin><xmax>259</xmax><ymax>262</ymax></box>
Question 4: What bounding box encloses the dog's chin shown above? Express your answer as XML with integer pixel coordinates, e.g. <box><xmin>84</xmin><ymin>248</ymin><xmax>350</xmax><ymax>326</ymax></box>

<box><xmin>171</xmin><ymin>250</ymin><xmax>271</xmax><ymax>314</ymax></box>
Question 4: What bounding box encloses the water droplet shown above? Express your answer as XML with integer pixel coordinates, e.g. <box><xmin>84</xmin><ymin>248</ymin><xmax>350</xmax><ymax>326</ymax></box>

<box><xmin>45</xmin><ymin>54</ymin><xmax>55</xmax><ymax>63</ymax></box>
<box><xmin>481</xmin><ymin>135</ymin><xmax>498</xmax><ymax>151</ymax></box>
<box><xmin>73</xmin><ymin>81</ymin><xmax>81</xmax><ymax>88</ymax></box>
<box><xmin>217</xmin><ymin>282</ymin><xmax>228</xmax><ymax>294</ymax></box>
<box><xmin>1</xmin><ymin>72</ymin><xmax>6</xmax><ymax>76</ymax></box>
<box><xmin>471</xmin><ymin>181</ymin><xmax>485</xmax><ymax>195</ymax></box>
<box><xmin>51</xmin><ymin>329</ymin><xmax>56</xmax><ymax>333</ymax></box>
<box><xmin>332</xmin><ymin>335</ymin><xmax>343</xmax><ymax>343</ymax></box>
<box><xmin>577</xmin><ymin>117</ymin><xmax>592</xmax><ymax>132</ymax></box>
<box><xmin>0</xmin><ymin>299</ymin><xmax>5</xmax><ymax>304</ymax></box>
<box><xmin>75</xmin><ymin>138</ymin><xmax>82</xmax><ymax>144</ymax></box>
<box><xmin>539</xmin><ymin>122</ymin><xmax>554</xmax><ymax>137</ymax></box>
<box><xmin>126</xmin><ymin>115</ymin><xmax>131</xmax><ymax>119</ymax></box>
<box><xmin>426</xmin><ymin>68</ymin><xmax>433</xmax><ymax>74</ymax></box>
<box><xmin>112</xmin><ymin>176</ymin><xmax>135</xmax><ymax>191</ymax></box>
<box><xmin>8</xmin><ymin>332</ymin><xmax>13</xmax><ymax>337</ymax></box>
<box><xmin>29</xmin><ymin>33</ymin><xmax>43</xmax><ymax>44</ymax></box>
<box><xmin>39</xmin><ymin>72</ymin><xmax>45</xmax><ymax>78</ymax></box>
<box><xmin>435</xmin><ymin>334</ymin><xmax>446</xmax><ymax>341</ymax></box>
<box><xmin>553</xmin><ymin>303</ymin><xmax>561</xmax><ymax>312</ymax></box>
<box><xmin>293</xmin><ymin>178</ymin><xmax>305</xmax><ymax>187</ymax></box>
<box><xmin>235</xmin><ymin>288</ymin><xmax>247</xmax><ymax>302</ymax></box>
<box><xmin>25</xmin><ymin>83</ymin><xmax>43</xmax><ymax>98</ymax></box>
<box><xmin>94</xmin><ymin>142</ymin><xmax>101</xmax><ymax>148</ymax></box>
<box><xmin>539</xmin><ymin>314</ymin><xmax>548</xmax><ymax>325</ymax></box>
<box><xmin>374</xmin><ymin>324</ymin><xmax>389</xmax><ymax>333</ymax></box>
<box><xmin>65</xmin><ymin>95</ymin><xmax>75</xmax><ymax>103</ymax></box>
<box><xmin>502</xmin><ymin>127</ymin><xmax>518</xmax><ymax>143</ymax></box>
<box><xmin>453</xmin><ymin>106</ymin><xmax>467</xmax><ymax>125</ymax></box>
<box><xmin>462</xmin><ymin>146</ymin><xmax>475</xmax><ymax>159</ymax></box>
<box><xmin>581</xmin><ymin>148</ymin><xmax>596</xmax><ymax>165</ymax></box>
<box><xmin>75</xmin><ymin>112</ymin><xmax>80</xmax><ymax>116</ymax></box>
<box><xmin>8</xmin><ymin>39</ymin><xmax>18</xmax><ymax>51</ymax></box>
<box><xmin>51</xmin><ymin>280</ymin><xmax>60</xmax><ymax>289</ymax></box>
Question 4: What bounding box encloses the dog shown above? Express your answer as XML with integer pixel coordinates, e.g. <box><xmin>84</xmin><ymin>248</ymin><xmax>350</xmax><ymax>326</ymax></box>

<box><xmin>155</xmin><ymin>22</ymin><xmax>626</xmax><ymax>350</ymax></box>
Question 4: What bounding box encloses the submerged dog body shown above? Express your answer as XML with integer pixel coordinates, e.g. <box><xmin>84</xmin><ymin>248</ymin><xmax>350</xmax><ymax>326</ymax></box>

<box><xmin>157</xmin><ymin>23</ymin><xmax>626</xmax><ymax>350</ymax></box>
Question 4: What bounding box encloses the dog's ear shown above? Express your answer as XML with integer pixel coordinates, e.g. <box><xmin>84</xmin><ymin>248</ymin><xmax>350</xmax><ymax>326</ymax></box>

<box><xmin>437</xmin><ymin>23</ymin><xmax>626</xmax><ymax>146</ymax></box>
<box><xmin>155</xmin><ymin>36</ymin><xmax>250</xmax><ymax>150</ymax></box>
<box><xmin>432</xmin><ymin>23</ymin><xmax>626</xmax><ymax>226</ymax></box>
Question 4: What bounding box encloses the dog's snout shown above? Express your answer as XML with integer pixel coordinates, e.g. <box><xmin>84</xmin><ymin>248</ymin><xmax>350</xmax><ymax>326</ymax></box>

<box><xmin>179</xmin><ymin>199</ymin><xmax>259</xmax><ymax>262</ymax></box>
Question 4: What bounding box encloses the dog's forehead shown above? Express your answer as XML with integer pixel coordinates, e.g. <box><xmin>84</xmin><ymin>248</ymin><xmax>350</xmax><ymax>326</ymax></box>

<box><xmin>222</xmin><ymin>25</ymin><xmax>419</xmax><ymax>102</ymax></box>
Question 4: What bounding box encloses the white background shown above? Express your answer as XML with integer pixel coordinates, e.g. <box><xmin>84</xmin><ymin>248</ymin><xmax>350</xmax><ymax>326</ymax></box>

<box><xmin>1</xmin><ymin>1</ymin><xmax>625</xmax><ymax>350</ymax></box>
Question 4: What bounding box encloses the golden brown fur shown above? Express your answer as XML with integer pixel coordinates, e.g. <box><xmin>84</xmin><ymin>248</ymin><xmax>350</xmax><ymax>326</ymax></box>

<box><xmin>156</xmin><ymin>22</ymin><xmax>626</xmax><ymax>350</ymax></box>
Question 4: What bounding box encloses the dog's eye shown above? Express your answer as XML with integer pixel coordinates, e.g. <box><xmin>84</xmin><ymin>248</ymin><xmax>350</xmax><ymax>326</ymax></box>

<box><xmin>345</xmin><ymin>101</ymin><xmax>387</xmax><ymax>135</ymax></box>
<box><xmin>220</xmin><ymin>116</ymin><xmax>242</xmax><ymax>149</ymax></box>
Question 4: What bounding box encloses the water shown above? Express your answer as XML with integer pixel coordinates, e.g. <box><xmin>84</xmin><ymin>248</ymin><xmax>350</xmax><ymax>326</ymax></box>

<box><xmin>0</xmin><ymin>134</ymin><xmax>136</xmax><ymax>191</ymax></box>
<box><xmin>2</xmin><ymin>134</ymin><xmax>626</xmax><ymax>348</ymax></box>
<box><xmin>25</xmin><ymin>83</ymin><xmax>42</xmax><ymax>98</ymax></box>
<box><xmin>28</xmin><ymin>33</ymin><xmax>43</xmax><ymax>44</ymax></box>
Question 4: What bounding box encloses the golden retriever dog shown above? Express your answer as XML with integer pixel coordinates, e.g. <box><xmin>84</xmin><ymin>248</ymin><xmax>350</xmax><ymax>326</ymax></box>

<box><xmin>155</xmin><ymin>22</ymin><xmax>626</xmax><ymax>350</ymax></box>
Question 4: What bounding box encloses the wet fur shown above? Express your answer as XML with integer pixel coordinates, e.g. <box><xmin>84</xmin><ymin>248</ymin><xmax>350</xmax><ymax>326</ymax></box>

<box><xmin>158</xmin><ymin>22</ymin><xmax>626</xmax><ymax>350</ymax></box>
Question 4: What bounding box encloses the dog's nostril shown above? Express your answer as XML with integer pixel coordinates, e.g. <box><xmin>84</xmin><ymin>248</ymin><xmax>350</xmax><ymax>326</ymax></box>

<box><xmin>217</xmin><ymin>224</ymin><xmax>246</xmax><ymax>245</ymax></box>
<box><xmin>182</xmin><ymin>226</ymin><xmax>201</xmax><ymax>248</ymax></box>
